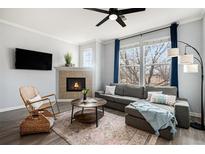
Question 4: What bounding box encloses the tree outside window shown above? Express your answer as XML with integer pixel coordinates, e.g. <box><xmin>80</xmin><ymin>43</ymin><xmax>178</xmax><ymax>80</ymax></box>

<box><xmin>120</xmin><ymin>46</ymin><xmax>140</xmax><ymax>84</ymax></box>
<box><xmin>119</xmin><ymin>38</ymin><xmax>171</xmax><ymax>86</ymax></box>
<box><xmin>144</xmin><ymin>41</ymin><xmax>171</xmax><ymax>86</ymax></box>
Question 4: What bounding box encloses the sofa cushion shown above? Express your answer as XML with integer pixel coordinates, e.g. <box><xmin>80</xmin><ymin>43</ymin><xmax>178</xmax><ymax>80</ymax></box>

<box><xmin>125</xmin><ymin>102</ymin><xmax>174</xmax><ymax>119</ymax></box>
<box><xmin>124</xmin><ymin>84</ymin><xmax>144</xmax><ymax>99</ymax></box>
<box><xmin>99</xmin><ymin>94</ymin><xmax>115</xmax><ymax>102</ymax></box>
<box><xmin>115</xmin><ymin>84</ymin><xmax>126</xmax><ymax>96</ymax></box>
<box><xmin>144</xmin><ymin>86</ymin><xmax>177</xmax><ymax>98</ymax></box>
<box><xmin>113</xmin><ymin>95</ymin><xmax>140</xmax><ymax>105</ymax></box>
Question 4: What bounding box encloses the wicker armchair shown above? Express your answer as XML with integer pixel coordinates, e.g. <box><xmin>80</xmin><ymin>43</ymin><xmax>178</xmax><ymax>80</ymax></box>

<box><xmin>19</xmin><ymin>86</ymin><xmax>60</xmax><ymax>119</ymax></box>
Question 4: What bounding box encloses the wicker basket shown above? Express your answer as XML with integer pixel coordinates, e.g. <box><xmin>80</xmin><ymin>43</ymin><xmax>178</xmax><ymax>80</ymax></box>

<box><xmin>20</xmin><ymin>111</ymin><xmax>53</xmax><ymax>136</ymax></box>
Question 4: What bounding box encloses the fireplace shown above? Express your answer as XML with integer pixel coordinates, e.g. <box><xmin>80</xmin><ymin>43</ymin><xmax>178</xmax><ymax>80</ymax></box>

<box><xmin>66</xmin><ymin>77</ymin><xmax>86</xmax><ymax>92</ymax></box>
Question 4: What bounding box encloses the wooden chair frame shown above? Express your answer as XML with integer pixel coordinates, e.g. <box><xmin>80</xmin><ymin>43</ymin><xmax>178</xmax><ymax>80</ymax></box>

<box><xmin>19</xmin><ymin>86</ymin><xmax>60</xmax><ymax>120</ymax></box>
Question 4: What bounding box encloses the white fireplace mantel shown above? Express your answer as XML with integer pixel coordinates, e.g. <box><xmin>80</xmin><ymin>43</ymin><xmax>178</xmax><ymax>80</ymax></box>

<box><xmin>55</xmin><ymin>66</ymin><xmax>93</xmax><ymax>71</ymax></box>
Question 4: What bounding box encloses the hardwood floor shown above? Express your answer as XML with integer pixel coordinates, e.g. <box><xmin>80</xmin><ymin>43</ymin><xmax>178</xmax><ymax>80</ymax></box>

<box><xmin>0</xmin><ymin>102</ymin><xmax>205</xmax><ymax>145</ymax></box>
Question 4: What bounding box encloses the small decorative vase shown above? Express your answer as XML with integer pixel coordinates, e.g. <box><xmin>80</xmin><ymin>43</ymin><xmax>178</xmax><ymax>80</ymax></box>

<box><xmin>83</xmin><ymin>94</ymin><xmax>87</xmax><ymax>100</ymax></box>
<box><xmin>65</xmin><ymin>63</ymin><xmax>72</xmax><ymax>67</ymax></box>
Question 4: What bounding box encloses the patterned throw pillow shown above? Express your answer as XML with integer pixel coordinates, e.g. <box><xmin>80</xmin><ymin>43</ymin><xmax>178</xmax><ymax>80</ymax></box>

<box><xmin>105</xmin><ymin>86</ymin><xmax>116</xmax><ymax>95</ymax></box>
<box><xmin>150</xmin><ymin>93</ymin><xmax>176</xmax><ymax>106</ymax></box>
<box><xmin>146</xmin><ymin>91</ymin><xmax>163</xmax><ymax>101</ymax></box>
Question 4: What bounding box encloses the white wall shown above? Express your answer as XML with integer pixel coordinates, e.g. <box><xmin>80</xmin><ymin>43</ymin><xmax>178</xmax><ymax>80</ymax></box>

<box><xmin>102</xmin><ymin>41</ymin><xmax>115</xmax><ymax>87</ymax></box>
<box><xmin>79</xmin><ymin>41</ymin><xmax>104</xmax><ymax>92</ymax></box>
<box><xmin>0</xmin><ymin>22</ymin><xmax>79</xmax><ymax>110</ymax></box>
<box><xmin>178</xmin><ymin>20</ymin><xmax>203</xmax><ymax>114</ymax></box>
<box><xmin>102</xmin><ymin>19</ymin><xmax>204</xmax><ymax>114</ymax></box>
<box><xmin>95</xmin><ymin>41</ymin><xmax>104</xmax><ymax>90</ymax></box>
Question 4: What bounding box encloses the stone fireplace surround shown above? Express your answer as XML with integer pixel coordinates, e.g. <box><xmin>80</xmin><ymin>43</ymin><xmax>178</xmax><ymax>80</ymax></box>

<box><xmin>55</xmin><ymin>67</ymin><xmax>93</xmax><ymax>100</ymax></box>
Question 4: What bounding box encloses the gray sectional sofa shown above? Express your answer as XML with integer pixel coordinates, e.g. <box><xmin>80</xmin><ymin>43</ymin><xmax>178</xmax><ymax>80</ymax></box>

<box><xmin>95</xmin><ymin>83</ymin><xmax>190</xmax><ymax>140</ymax></box>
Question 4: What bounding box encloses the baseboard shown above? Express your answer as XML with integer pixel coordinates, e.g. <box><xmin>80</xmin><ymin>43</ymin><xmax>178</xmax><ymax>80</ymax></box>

<box><xmin>0</xmin><ymin>105</ymin><xmax>25</xmax><ymax>113</ymax></box>
<box><xmin>190</xmin><ymin>112</ymin><xmax>201</xmax><ymax>118</ymax></box>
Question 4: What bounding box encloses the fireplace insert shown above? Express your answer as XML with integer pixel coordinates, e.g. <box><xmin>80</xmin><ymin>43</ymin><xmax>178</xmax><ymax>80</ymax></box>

<box><xmin>66</xmin><ymin>77</ymin><xmax>86</xmax><ymax>92</ymax></box>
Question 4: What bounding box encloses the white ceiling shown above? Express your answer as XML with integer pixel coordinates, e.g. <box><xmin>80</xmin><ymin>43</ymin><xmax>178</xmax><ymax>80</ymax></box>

<box><xmin>0</xmin><ymin>8</ymin><xmax>203</xmax><ymax>44</ymax></box>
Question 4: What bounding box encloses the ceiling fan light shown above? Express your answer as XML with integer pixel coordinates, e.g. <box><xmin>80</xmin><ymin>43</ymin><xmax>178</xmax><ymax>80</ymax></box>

<box><xmin>109</xmin><ymin>14</ymin><xmax>118</xmax><ymax>20</ymax></box>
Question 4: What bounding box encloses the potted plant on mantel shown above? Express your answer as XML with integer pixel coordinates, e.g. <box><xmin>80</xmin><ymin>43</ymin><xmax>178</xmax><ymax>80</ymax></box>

<box><xmin>64</xmin><ymin>52</ymin><xmax>72</xmax><ymax>67</ymax></box>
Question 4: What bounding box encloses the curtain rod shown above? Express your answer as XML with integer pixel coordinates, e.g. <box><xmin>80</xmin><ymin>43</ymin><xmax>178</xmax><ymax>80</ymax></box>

<box><xmin>120</xmin><ymin>25</ymin><xmax>171</xmax><ymax>41</ymax></box>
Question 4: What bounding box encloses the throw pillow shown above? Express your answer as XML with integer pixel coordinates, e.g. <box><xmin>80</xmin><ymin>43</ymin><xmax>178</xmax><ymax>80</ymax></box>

<box><xmin>147</xmin><ymin>91</ymin><xmax>163</xmax><ymax>101</ymax></box>
<box><xmin>150</xmin><ymin>93</ymin><xmax>176</xmax><ymax>106</ymax></box>
<box><xmin>105</xmin><ymin>86</ymin><xmax>116</xmax><ymax>95</ymax></box>
<box><xmin>28</xmin><ymin>95</ymin><xmax>44</xmax><ymax>109</ymax></box>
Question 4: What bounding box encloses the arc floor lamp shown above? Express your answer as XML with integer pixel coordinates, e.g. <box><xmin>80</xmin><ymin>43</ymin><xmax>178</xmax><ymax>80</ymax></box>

<box><xmin>168</xmin><ymin>41</ymin><xmax>204</xmax><ymax>130</ymax></box>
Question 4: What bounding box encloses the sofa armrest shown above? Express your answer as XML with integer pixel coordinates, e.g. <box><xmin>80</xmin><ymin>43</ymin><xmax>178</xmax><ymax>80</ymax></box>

<box><xmin>175</xmin><ymin>99</ymin><xmax>190</xmax><ymax>129</ymax></box>
<box><xmin>95</xmin><ymin>91</ymin><xmax>104</xmax><ymax>98</ymax></box>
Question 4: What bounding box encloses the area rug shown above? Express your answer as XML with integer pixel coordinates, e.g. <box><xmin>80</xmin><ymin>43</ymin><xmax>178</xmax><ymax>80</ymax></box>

<box><xmin>52</xmin><ymin>110</ymin><xmax>158</xmax><ymax>145</ymax></box>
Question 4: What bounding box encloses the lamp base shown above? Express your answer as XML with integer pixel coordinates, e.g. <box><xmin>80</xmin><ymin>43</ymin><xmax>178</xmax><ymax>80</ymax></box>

<box><xmin>190</xmin><ymin>122</ymin><xmax>205</xmax><ymax>130</ymax></box>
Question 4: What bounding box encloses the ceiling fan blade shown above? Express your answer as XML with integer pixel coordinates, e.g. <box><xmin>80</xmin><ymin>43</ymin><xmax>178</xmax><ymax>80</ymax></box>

<box><xmin>96</xmin><ymin>15</ymin><xmax>109</xmax><ymax>26</ymax></box>
<box><xmin>118</xmin><ymin>8</ymin><xmax>146</xmax><ymax>15</ymax></box>
<box><xmin>84</xmin><ymin>8</ymin><xmax>109</xmax><ymax>14</ymax></box>
<box><xmin>116</xmin><ymin>17</ymin><xmax>126</xmax><ymax>27</ymax></box>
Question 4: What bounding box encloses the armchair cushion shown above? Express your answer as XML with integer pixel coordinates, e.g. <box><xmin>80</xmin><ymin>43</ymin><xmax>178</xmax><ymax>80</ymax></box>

<box><xmin>28</xmin><ymin>95</ymin><xmax>44</xmax><ymax>110</ymax></box>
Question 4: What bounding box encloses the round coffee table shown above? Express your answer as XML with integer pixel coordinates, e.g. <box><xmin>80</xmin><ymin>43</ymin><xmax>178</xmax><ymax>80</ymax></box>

<box><xmin>70</xmin><ymin>97</ymin><xmax>107</xmax><ymax>127</ymax></box>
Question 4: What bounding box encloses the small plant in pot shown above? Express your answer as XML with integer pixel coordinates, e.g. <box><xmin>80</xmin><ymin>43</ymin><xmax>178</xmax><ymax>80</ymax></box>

<box><xmin>64</xmin><ymin>52</ymin><xmax>72</xmax><ymax>67</ymax></box>
<box><xmin>82</xmin><ymin>88</ymin><xmax>89</xmax><ymax>101</ymax></box>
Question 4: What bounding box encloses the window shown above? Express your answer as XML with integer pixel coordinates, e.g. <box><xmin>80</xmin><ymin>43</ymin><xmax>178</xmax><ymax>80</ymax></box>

<box><xmin>82</xmin><ymin>48</ymin><xmax>93</xmax><ymax>67</ymax></box>
<box><xmin>119</xmin><ymin>37</ymin><xmax>171</xmax><ymax>86</ymax></box>
<box><xmin>120</xmin><ymin>46</ymin><xmax>140</xmax><ymax>84</ymax></box>
<box><xmin>144</xmin><ymin>40</ymin><xmax>171</xmax><ymax>86</ymax></box>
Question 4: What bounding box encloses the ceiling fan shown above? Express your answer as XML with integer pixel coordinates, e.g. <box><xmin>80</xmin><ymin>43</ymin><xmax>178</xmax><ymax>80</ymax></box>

<box><xmin>84</xmin><ymin>8</ymin><xmax>146</xmax><ymax>27</ymax></box>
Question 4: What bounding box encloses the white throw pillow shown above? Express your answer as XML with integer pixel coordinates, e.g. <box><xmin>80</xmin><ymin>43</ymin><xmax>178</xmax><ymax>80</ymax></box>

<box><xmin>150</xmin><ymin>93</ymin><xmax>176</xmax><ymax>106</ymax></box>
<box><xmin>105</xmin><ymin>86</ymin><xmax>116</xmax><ymax>95</ymax></box>
<box><xmin>147</xmin><ymin>91</ymin><xmax>163</xmax><ymax>101</ymax></box>
<box><xmin>28</xmin><ymin>95</ymin><xmax>44</xmax><ymax>109</ymax></box>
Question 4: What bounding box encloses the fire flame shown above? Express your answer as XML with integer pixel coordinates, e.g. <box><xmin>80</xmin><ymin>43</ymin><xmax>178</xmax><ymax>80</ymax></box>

<box><xmin>73</xmin><ymin>82</ymin><xmax>80</xmax><ymax>89</ymax></box>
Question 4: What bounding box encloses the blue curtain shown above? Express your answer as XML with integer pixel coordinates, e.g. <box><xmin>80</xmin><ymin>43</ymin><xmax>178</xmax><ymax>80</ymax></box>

<box><xmin>170</xmin><ymin>23</ymin><xmax>179</xmax><ymax>96</ymax></box>
<box><xmin>113</xmin><ymin>39</ymin><xmax>120</xmax><ymax>83</ymax></box>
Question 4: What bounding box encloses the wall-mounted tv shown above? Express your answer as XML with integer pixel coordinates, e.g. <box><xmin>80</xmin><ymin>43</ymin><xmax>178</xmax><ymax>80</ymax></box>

<box><xmin>15</xmin><ymin>48</ymin><xmax>52</xmax><ymax>70</ymax></box>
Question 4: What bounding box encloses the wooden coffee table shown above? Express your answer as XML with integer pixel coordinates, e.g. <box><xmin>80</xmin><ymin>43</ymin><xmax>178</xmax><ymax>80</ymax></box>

<box><xmin>70</xmin><ymin>97</ymin><xmax>107</xmax><ymax>127</ymax></box>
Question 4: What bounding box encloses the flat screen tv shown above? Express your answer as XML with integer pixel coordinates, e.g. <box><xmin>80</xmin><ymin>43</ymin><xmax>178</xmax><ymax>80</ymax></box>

<box><xmin>15</xmin><ymin>48</ymin><xmax>52</xmax><ymax>70</ymax></box>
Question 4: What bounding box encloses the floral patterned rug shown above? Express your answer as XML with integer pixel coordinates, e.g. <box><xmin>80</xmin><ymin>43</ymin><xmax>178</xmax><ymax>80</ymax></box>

<box><xmin>52</xmin><ymin>110</ymin><xmax>158</xmax><ymax>145</ymax></box>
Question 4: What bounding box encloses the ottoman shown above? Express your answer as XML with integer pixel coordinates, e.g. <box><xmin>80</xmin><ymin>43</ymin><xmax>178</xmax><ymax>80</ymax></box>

<box><xmin>125</xmin><ymin>104</ymin><xmax>175</xmax><ymax>140</ymax></box>
<box><xmin>20</xmin><ymin>110</ymin><xmax>54</xmax><ymax>136</ymax></box>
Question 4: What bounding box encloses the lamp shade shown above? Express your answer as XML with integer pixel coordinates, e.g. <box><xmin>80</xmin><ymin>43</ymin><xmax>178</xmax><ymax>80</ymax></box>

<box><xmin>179</xmin><ymin>54</ymin><xmax>194</xmax><ymax>64</ymax></box>
<box><xmin>167</xmin><ymin>48</ymin><xmax>179</xmax><ymax>57</ymax></box>
<box><xmin>183</xmin><ymin>64</ymin><xmax>198</xmax><ymax>73</ymax></box>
